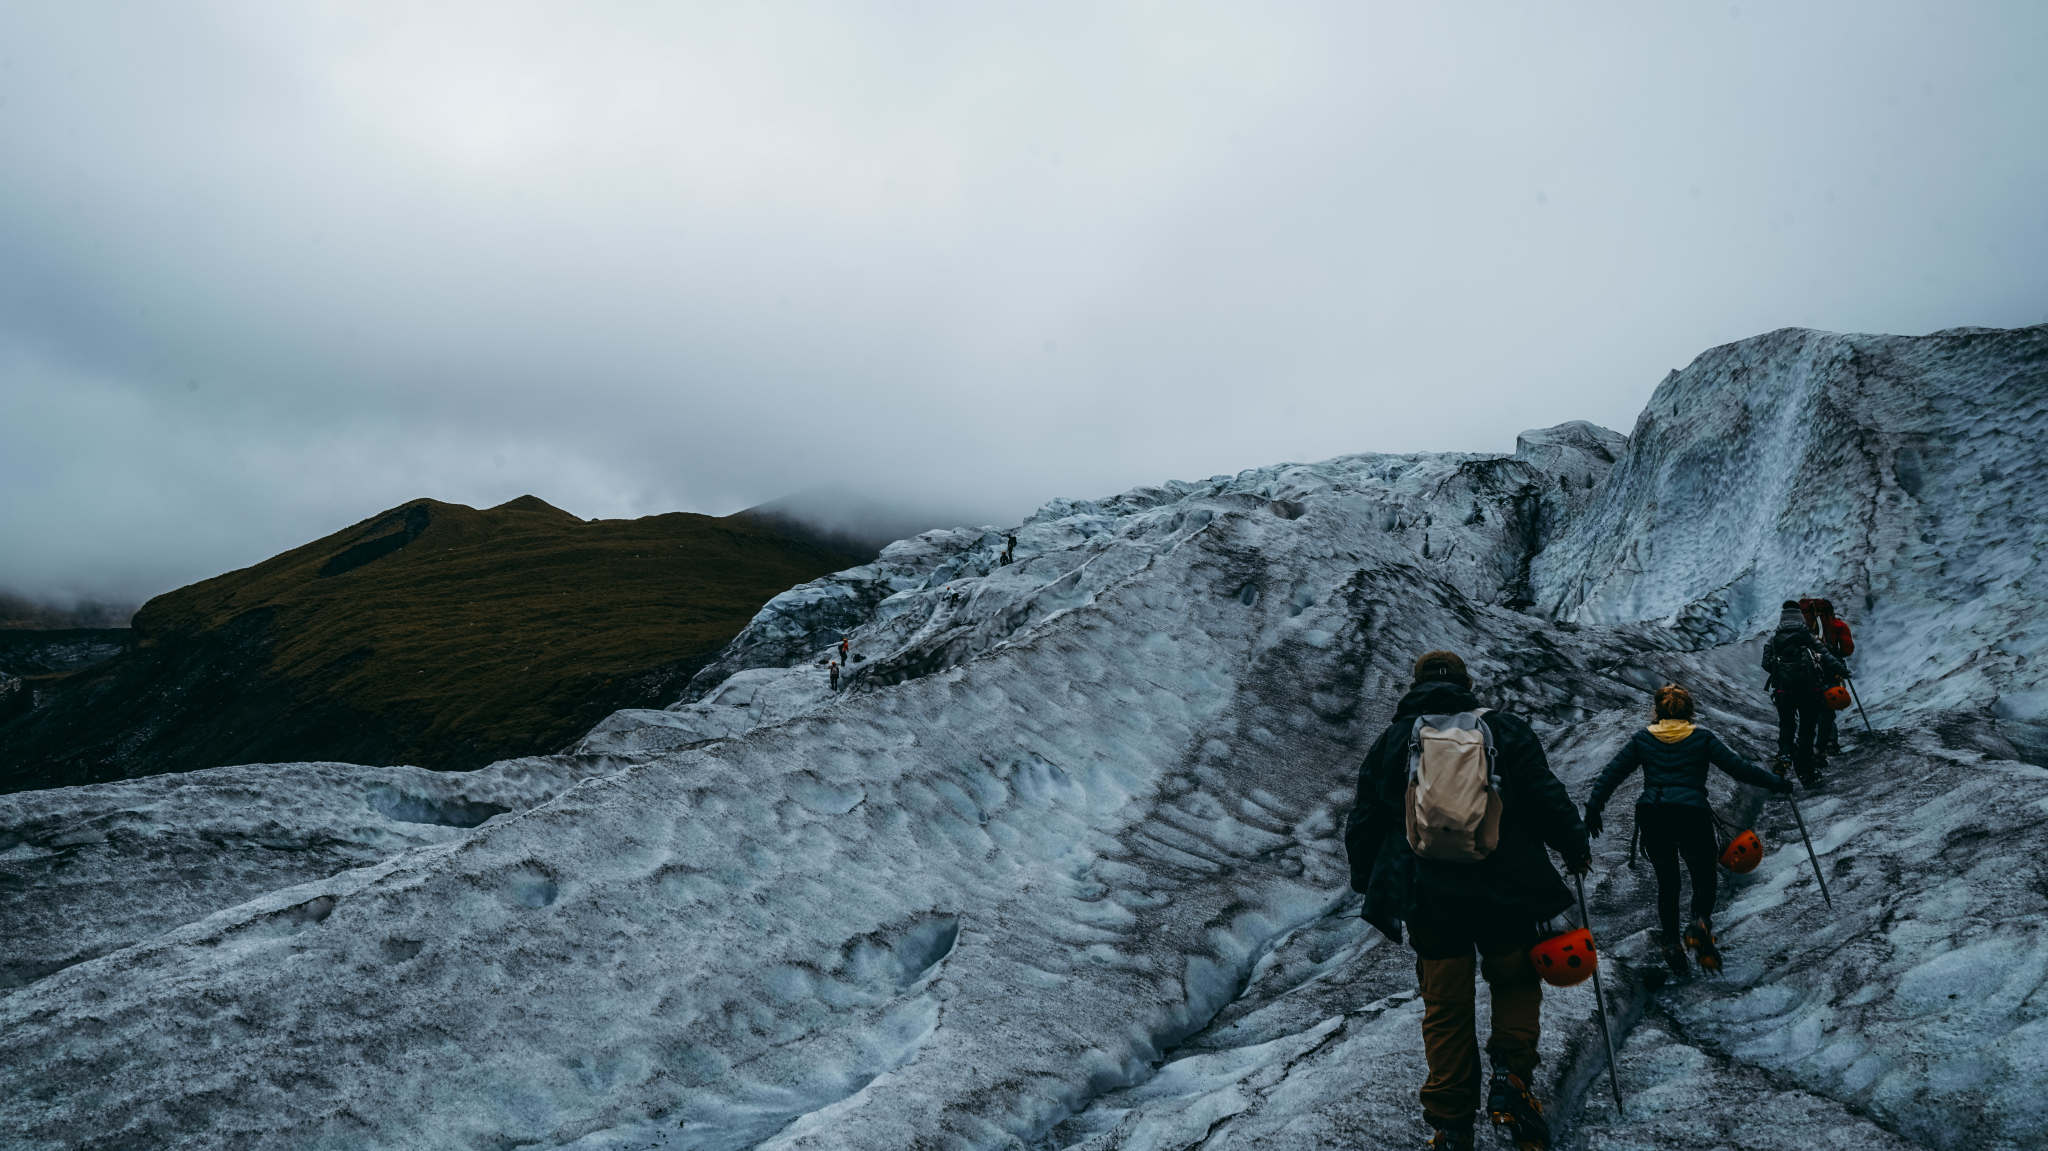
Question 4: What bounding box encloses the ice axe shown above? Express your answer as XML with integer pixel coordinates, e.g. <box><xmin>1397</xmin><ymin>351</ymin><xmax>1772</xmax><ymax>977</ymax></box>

<box><xmin>1782</xmin><ymin>789</ymin><xmax>1834</xmax><ymax>909</ymax></box>
<box><xmin>1846</xmin><ymin>677</ymin><xmax>1875</xmax><ymax>734</ymax></box>
<box><xmin>1574</xmin><ymin>873</ymin><xmax>1625</xmax><ymax>1116</ymax></box>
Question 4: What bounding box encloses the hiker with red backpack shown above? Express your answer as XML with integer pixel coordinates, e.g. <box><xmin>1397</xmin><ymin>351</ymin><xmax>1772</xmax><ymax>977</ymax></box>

<box><xmin>1800</xmin><ymin>598</ymin><xmax>1855</xmax><ymax>755</ymax></box>
<box><xmin>1345</xmin><ymin>651</ymin><xmax>1590</xmax><ymax>1151</ymax></box>
<box><xmin>1581</xmin><ymin>683</ymin><xmax>1793</xmax><ymax>978</ymax></box>
<box><xmin>1796</xmin><ymin>597</ymin><xmax>1855</xmax><ymax>659</ymax></box>
<box><xmin>1764</xmin><ymin>600</ymin><xmax>1849</xmax><ymax>786</ymax></box>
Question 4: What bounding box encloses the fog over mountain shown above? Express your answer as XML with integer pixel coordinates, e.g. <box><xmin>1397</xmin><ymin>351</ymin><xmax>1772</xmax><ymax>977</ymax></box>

<box><xmin>2</xmin><ymin>2</ymin><xmax>2045</xmax><ymax>608</ymax></box>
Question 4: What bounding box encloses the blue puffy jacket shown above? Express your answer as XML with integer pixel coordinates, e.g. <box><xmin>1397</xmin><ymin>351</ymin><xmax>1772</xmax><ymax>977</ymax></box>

<box><xmin>1585</xmin><ymin>724</ymin><xmax>1790</xmax><ymax>816</ymax></box>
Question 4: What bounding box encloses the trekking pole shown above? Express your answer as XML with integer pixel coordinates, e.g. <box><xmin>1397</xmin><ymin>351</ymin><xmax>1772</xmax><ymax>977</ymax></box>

<box><xmin>1574</xmin><ymin>873</ymin><xmax>1625</xmax><ymax>1115</ymax></box>
<box><xmin>1782</xmin><ymin>790</ymin><xmax>1834</xmax><ymax>909</ymax></box>
<box><xmin>1846</xmin><ymin>678</ymin><xmax>1875</xmax><ymax>734</ymax></box>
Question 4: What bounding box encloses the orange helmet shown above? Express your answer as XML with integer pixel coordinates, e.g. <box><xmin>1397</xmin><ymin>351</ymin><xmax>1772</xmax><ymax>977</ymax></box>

<box><xmin>1823</xmin><ymin>684</ymin><xmax>1851</xmax><ymax>711</ymax></box>
<box><xmin>1529</xmin><ymin>927</ymin><xmax>1598</xmax><ymax>987</ymax></box>
<box><xmin>1719</xmin><ymin>828</ymin><xmax>1763</xmax><ymax>873</ymax></box>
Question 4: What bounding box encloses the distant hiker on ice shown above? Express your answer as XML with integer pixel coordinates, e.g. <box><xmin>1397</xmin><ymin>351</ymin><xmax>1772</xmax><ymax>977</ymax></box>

<box><xmin>840</xmin><ymin>636</ymin><xmax>850</xmax><ymax>661</ymax></box>
<box><xmin>828</xmin><ymin>661</ymin><xmax>840</xmax><ymax>692</ymax></box>
<box><xmin>1581</xmin><ymin>683</ymin><xmax>1792</xmax><ymax>977</ymax></box>
<box><xmin>1764</xmin><ymin>600</ymin><xmax>1849</xmax><ymax>786</ymax></box>
<box><xmin>1345</xmin><ymin>650</ymin><xmax>1590</xmax><ymax>1151</ymax></box>
<box><xmin>1001</xmin><ymin>534</ymin><xmax>1017</xmax><ymax>565</ymax></box>
<box><xmin>1799</xmin><ymin>597</ymin><xmax>1855</xmax><ymax>755</ymax></box>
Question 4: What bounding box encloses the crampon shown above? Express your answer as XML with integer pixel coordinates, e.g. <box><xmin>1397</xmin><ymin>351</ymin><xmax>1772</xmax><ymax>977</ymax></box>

<box><xmin>1487</xmin><ymin>1068</ymin><xmax>1550</xmax><ymax>1150</ymax></box>
<box><xmin>1684</xmin><ymin>918</ymin><xmax>1722</xmax><ymax>975</ymax></box>
<box><xmin>1424</xmin><ymin>1125</ymin><xmax>1474</xmax><ymax>1150</ymax></box>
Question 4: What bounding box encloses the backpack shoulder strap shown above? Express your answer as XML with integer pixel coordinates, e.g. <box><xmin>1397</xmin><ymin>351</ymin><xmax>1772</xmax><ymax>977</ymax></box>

<box><xmin>1410</xmin><ymin>709</ymin><xmax>1502</xmax><ymax>788</ymax></box>
<box><xmin>1472</xmin><ymin>708</ymin><xmax>1501</xmax><ymax>789</ymax></box>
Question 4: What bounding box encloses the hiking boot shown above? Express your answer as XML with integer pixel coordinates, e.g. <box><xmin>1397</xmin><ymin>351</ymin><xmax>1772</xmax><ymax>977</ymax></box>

<box><xmin>1772</xmin><ymin>753</ymin><xmax>1796</xmax><ymax>777</ymax></box>
<box><xmin>1486</xmin><ymin>1068</ymin><xmax>1551</xmax><ymax>1150</ymax></box>
<box><xmin>1821</xmin><ymin>738</ymin><xmax>1843</xmax><ymax>756</ymax></box>
<box><xmin>1661</xmin><ymin>939</ymin><xmax>1691</xmax><ymax>978</ymax></box>
<box><xmin>1424</xmin><ymin>1124</ymin><xmax>1475</xmax><ymax>1150</ymax></box>
<box><xmin>1685</xmin><ymin>919</ymin><xmax>1722</xmax><ymax>975</ymax></box>
<box><xmin>1797</xmin><ymin>766</ymin><xmax>1823</xmax><ymax>789</ymax></box>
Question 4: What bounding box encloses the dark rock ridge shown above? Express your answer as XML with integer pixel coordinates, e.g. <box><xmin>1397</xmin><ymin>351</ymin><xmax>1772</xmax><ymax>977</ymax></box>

<box><xmin>316</xmin><ymin>502</ymin><xmax>432</xmax><ymax>578</ymax></box>
<box><xmin>0</xmin><ymin>629</ymin><xmax>131</xmax><ymax>677</ymax></box>
<box><xmin>0</xmin><ymin>629</ymin><xmax>131</xmax><ymax>726</ymax></box>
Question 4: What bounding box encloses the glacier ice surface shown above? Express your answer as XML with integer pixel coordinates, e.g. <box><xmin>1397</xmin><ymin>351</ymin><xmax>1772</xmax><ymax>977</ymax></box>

<box><xmin>3</xmin><ymin>323</ymin><xmax>2046</xmax><ymax>1150</ymax></box>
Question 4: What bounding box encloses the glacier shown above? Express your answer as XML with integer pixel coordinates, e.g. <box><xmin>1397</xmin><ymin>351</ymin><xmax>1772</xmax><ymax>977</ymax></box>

<box><xmin>1</xmin><ymin>324</ymin><xmax>2044</xmax><ymax>1150</ymax></box>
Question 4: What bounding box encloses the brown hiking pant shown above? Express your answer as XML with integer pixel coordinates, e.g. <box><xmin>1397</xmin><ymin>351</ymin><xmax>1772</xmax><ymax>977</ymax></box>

<box><xmin>1409</xmin><ymin>921</ymin><xmax>1542</xmax><ymax>1131</ymax></box>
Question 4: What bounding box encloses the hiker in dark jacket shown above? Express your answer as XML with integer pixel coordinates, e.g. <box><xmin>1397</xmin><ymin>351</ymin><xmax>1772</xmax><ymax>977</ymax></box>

<box><xmin>1762</xmin><ymin>600</ymin><xmax>1849</xmax><ymax>784</ymax></box>
<box><xmin>1583</xmin><ymin>683</ymin><xmax>1791</xmax><ymax>976</ymax></box>
<box><xmin>1345</xmin><ymin>650</ymin><xmax>1589</xmax><ymax>1151</ymax></box>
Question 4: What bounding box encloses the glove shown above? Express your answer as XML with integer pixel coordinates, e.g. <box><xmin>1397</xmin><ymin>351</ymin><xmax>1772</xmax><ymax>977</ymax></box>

<box><xmin>1583</xmin><ymin>804</ymin><xmax>1603</xmax><ymax>839</ymax></box>
<box><xmin>1563</xmin><ymin>855</ymin><xmax>1593</xmax><ymax>877</ymax></box>
<box><xmin>1772</xmin><ymin>774</ymin><xmax>1795</xmax><ymax>795</ymax></box>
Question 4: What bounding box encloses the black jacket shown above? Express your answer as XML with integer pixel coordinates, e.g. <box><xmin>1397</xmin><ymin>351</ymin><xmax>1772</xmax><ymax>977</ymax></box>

<box><xmin>1761</xmin><ymin>623</ymin><xmax>1848</xmax><ymax>693</ymax></box>
<box><xmin>1585</xmin><ymin>725</ymin><xmax>1790</xmax><ymax>815</ymax></box>
<box><xmin>1343</xmin><ymin>681</ymin><xmax>1588</xmax><ymax>943</ymax></box>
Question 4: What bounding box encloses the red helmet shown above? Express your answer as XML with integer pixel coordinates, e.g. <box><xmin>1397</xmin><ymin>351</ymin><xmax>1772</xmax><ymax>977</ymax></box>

<box><xmin>1529</xmin><ymin>927</ymin><xmax>1598</xmax><ymax>987</ymax></box>
<box><xmin>1719</xmin><ymin>829</ymin><xmax>1763</xmax><ymax>873</ymax></box>
<box><xmin>1822</xmin><ymin>685</ymin><xmax>1851</xmax><ymax>711</ymax></box>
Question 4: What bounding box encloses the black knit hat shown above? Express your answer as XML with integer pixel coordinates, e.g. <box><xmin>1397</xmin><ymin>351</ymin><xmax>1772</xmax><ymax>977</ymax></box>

<box><xmin>1413</xmin><ymin>650</ymin><xmax>1471</xmax><ymax>688</ymax></box>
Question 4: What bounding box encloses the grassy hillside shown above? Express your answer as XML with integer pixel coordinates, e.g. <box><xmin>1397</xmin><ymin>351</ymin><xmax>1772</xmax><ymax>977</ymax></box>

<box><xmin>0</xmin><ymin>496</ymin><xmax>859</xmax><ymax>790</ymax></box>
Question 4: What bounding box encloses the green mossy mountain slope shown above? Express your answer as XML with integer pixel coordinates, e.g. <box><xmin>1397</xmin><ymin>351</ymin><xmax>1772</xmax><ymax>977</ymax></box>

<box><xmin>0</xmin><ymin>496</ymin><xmax>859</xmax><ymax>792</ymax></box>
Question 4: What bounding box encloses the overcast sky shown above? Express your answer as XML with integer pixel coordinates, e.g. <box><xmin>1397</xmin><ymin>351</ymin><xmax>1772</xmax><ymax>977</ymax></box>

<box><xmin>2</xmin><ymin>1</ymin><xmax>2043</xmax><ymax>607</ymax></box>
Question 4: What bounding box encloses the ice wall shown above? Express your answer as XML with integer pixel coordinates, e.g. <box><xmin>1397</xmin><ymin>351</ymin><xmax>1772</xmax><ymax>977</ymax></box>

<box><xmin>1531</xmin><ymin>325</ymin><xmax>2048</xmax><ymax>758</ymax></box>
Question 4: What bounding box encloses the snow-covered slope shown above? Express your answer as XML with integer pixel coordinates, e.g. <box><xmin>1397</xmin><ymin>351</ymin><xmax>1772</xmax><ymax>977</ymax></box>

<box><xmin>2</xmin><ymin>324</ymin><xmax>2045</xmax><ymax>1151</ymax></box>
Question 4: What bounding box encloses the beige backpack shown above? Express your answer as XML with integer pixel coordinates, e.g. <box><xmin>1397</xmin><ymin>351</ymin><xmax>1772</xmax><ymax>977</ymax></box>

<box><xmin>1405</xmin><ymin>708</ymin><xmax>1504</xmax><ymax>861</ymax></box>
